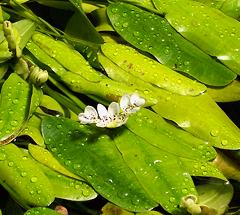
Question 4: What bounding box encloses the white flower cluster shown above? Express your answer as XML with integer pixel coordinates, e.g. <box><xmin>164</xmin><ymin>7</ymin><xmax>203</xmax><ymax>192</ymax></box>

<box><xmin>78</xmin><ymin>93</ymin><xmax>145</xmax><ymax>128</ymax></box>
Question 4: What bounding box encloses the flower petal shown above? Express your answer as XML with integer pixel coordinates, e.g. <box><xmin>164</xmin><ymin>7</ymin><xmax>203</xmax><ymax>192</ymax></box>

<box><xmin>78</xmin><ymin>113</ymin><xmax>95</xmax><ymax>124</ymax></box>
<box><xmin>97</xmin><ymin>104</ymin><xmax>109</xmax><ymax>119</ymax></box>
<box><xmin>120</xmin><ymin>94</ymin><xmax>130</xmax><ymax>111</ymax></box>
<box><xmin>84</xmin><ymin>106</ymin><xmax>98</xmax><ymax>119</ymax></box>
<box><xmin>130</xmin><ymin>93</ymin><xmax>145</xmax><ymax>107</ymax></box>
<box><xmin>108</xmin><ymin>102</ymin><xmax>120</xmax><ymax>117</ymax></box>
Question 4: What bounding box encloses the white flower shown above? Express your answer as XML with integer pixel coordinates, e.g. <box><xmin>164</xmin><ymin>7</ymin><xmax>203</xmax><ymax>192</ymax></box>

<box><xmin>78</xmin><ymin>93</ymin><xmax>145</xmax><ymax>128</ymax></box>
<box><xmin>78</xmin><ymin>106</ymin><xmax>98</xmax><ymax>124</ymax></box>
<box><xmin>120</xmin><ymin>93</ymin><xmax>145</xmax><ymax>114</ymax></box>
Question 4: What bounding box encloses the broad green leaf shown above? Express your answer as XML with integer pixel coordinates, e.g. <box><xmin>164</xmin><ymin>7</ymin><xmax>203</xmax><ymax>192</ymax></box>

<box><xmin>65</xmin><ymin>0</ymin><xmax>104</xmax><ymax>68</ymax></box>
<box><xmin>153</xmin><ymin>0</ymin><xmax>240</xmax><ymax>74</ymax></box>
<box><xmin>152</xmin><ymin>92</ymin><xmax>240</xmax><ymax>150</ymax></box>
<box><xmin>196</xmin><ymin>179</ymin><xmax>233</xmax><ymax>215</ymax></box>
<box><xmin>27</xmin><ymin>36</ymin><xmax>158</xmax><ymax>106</ymax></box>
<box><xmin>92</xmin><ymin>8</ymin><xmax>114</xmax><ymax>32</ymax></box>
<box><xmin>28</xmin><ymin>144</ymin><xmax>82</xmax><ymax>180</ymax></box>
<box><xmin>24</xmin><ymin>207</ymin><xmax>59</xmax><ymax>215</ymax></box>
<box><xmin>107</xmin><ymin>2</ymin><xmax>236</xmax><ymax>86</ymax></box>
<box><xmin>66</xmin><ymin>0</ymin><xmax>103</xmax><ymax>43</ymax></box>
<box><xmin>100</xmin><ymin>41</ymin><xmax>240</xmax><ymax>150</ymax></box>
<box><xmin>31</xmin><ymin>33</ymin><xmax>103</xmax><ymax>82</ymax></box>
<box><xmin>193</xmin><ymin>0</ymin><xmax>240</xmax><ymax>20</ymax></box>
<box><xmin>101</xmin><ymin>43</ymin><xmax>206</xmax><ymax>96</ymax></box>
<box><xmin>180</xmin><ymin>158</ymin><xmax>226</xmax><ymax>180</ymax></box>
<box><xmin>38</xmin><ymin>163</ymin><xmax>97</xmax><ymax>201</ymax></box>
<box><xmin>0</xmin><ymin>73</ymin><xmax>31</xmax><ymax>144</ymax></box>
<box><xmin>113</xmin><ymin>127</ymin><xmax>197</xmax><ymax>213</ymax></box>
<box><xmin>20</xmin><ymin>115</ymin><xmax>45</xmax><ymax>147</ymax></box>
<box><xmin>127</xmin><ymin>108</ymin><xmax>216</xmax><ymax>161</ymax></box>
<box><xmin>42</xmin><ymin>116</ymin><xmax>157</xmax><ymax>212</ymax></box>
<box><xmin>207</xmin><ymin>80</ymin><xmax>240</xmax><ymax>102</ymax></box>
<box><xmin>39</xmin><ymin>95</ymin><xmax>65</xmax><ymax>116</ymax></box>
<box><xmin>13</xmin><ymin>19</ymin><xmax>36</xmax><ymax>50</ymax></box>
<box><xmin>0</xmin><ymin>144</ymin><xmax>54</xmax><ymax>208</ymax></box>
<box><xmin>0</xmin><ymin>40</ymin><xmax>12</xmax><ymax>63</ymax></box>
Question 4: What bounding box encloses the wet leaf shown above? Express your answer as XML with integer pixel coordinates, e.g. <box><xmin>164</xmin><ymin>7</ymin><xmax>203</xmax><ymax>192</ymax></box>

<box><xmin>37</xmin><ymin>163</ymin><xmax>97</xmax><ymax>201</ymax></box>
<box><xmin>113</xmin><ymin>127</ymin><xmax>197</xmax><ymax>213</ymax></box>
<box><xmin>0</xmin><ymin>73</ymin><xmax>32</xmax><ymax>145</ymax></box>
<box><xmin>28</xmin><ymin>144</ymin><xmax>82</xmax><ymax>180</ymax></box>
<box><xmin>207</xmin><ymin>80</ymin><xmax>240</xmax><ymax>102</ymax></box>
<box><xmin>24</xmin><ymin>207</ymin><xmax>60</xmax><ymax>215</ymax></box>
<box><xmin>153</xmin><ymin>0</ymin><xmax>240</xmax><ymax>74</ymax></box>
<box><xmin>42</xmin><ymin>116</ymin><xmax>158</xmax><ymax>212</ymax></box>
<box><xmin>101</xmin><ymin>43</ymin><xmax>206</xmax><ymax>96</ymax></box>
<box><xmin>196</xmin><ymin>179</ymin><xmax>233</xmax><ymax>215</ymax></box>
<box><xmin>107</xmin><ymin>2</ymin><xmax>236</xmax><ymax>86</ymax></box>
<box><xmin>0</xmin><ymin>144</ymin><xmax>54</xmax><ymax>208</ymax></box>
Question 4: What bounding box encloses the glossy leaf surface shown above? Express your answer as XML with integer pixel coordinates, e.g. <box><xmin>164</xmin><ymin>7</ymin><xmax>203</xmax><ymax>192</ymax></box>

<box><xmin>101</xmin><ymin>43</ymin><xmax>206</xmax><ymax>96</ymax></box>
<box><xmin>0</xmin><ymin>144</ymin><xmax>54</xmax><ymax>207</ymax></box>
<box><xmin>113</xmin><ymin>127</ymin><xmax>197</xmax><ymax>213</ymax></box>
<box><xmin>152</xmin><ymin>92</ymin><xmax>240</xmax><ymax>149</ymax></box>
<box><xmin>38</xmin><ymin>163</ymin><xmax>97</xmax><ymax>201</ymax></box>
<box><xmin>153</xmin><ymin>0</ymin><xmax>240</xmax><ymax>74</ymax></box>
<box><xmin>42</xmin><ymin>116</ymin><xmax>157</xmax><ymax>212</ymax></box>
<box><xmin>0</xmin><ymin>73</ymin><xmax>31</xmax><ymax>144</ymax></box>
<box><xmin>127</xmin><ymin>108</ymin><xmax>216</xmax><ymax>161</ymax></box>
<box><xmin>28</xmin><ymin>144</ymin><xmax>82</xmax><ymax>180</ymax></box>
<box><xmin>24</xmin><ymin>207</ymin><xmax>59</xmax><ymax>215</ymax></box>
<box><xmin>196</xmin><ymin>179</ymin><xmax>233</xmax><ymax>215</ymax></box>
<box><xmin>107</xmin><ymin>2</ymin><xmax>236</xmax><ymax>86</ymax></box>
<box><xmin>207</xmin><ymin>80</ymin><xmax>240</xmax><ymax>102</ymax></box>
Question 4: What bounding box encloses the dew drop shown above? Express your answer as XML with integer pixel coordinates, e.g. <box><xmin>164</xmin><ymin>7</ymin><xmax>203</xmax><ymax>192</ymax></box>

<box><xmin>8</xmin><ymin>161</ymin><xmax>14</xmax><ymax>167</ymax></box>
<box><xmin>30</xmin><ymin>177</ymin><xmax>38</xmax><ymax>183</ymax></box>
<box><xmin>0</xmin><ymin>153</ymin><xmax>6</xmax><ymax>161</ymax></box>
<box><xmin>210</xmin><ymin>129</ymin><xmax>219</xmax><ymax>137</ymax></box>
<box><xmin>169</xmin><ymin>197</ymin><xmax>176</xmax><ymax>203</ymax></box>
<box><xmin>221</xmin><ymin>140</ymin><xmax>228</xmax><ymax>146</ymax></box>
<box><xmin>21</xmin><ymin>172</ymin><xmax>27</xmax><ymax>177</ymax></box>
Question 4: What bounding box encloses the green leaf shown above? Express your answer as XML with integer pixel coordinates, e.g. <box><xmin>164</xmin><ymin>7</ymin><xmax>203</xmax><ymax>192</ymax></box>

<box><xmin>127</xmin><ymin>108</ymin><xmax>216</xmax><ymax>161</ymax></box>
<box><xmin>0</xmin><ymin>144</ymin><xmax>54</xmax><ymax>208</ymax></box>
<box><xmin>13</xmin><ymin>19</ymin><xmax>36</xmax><ymax>50</ymax></box>
<box><xmin>207</xmin><ymin>80</ymin><xmax>240</xmax><ymax>102</ymax></box>
<box><xmin>38</xmin><ymin>163</ymin><xmax>97</xmax><ymax>201</ymax></box>
<box><xmin>153</xmin><ymin>0</ymin><xmax>240</xmax><ymax>74</ymax></box>
<box><xmin>180</xmin><ymin>158</ymin><xmax>226</xmax><ymax>180</ymax></box>
<box><xmin>28</xmin><ymin>144</ymin><xmax>82</xmax><ymax>180</ymax></box>
<box><xmin>28</xmin><ymin>34</ymin><xmax>158</xmax><ymax>106</ymax></box>
<box><xmin>65</xmin><ymin>0</ymin><xmax>104</xmax><ymax>67</ymax></box>
<box><xmin>107</xmin><ymin>2</ymin><xmax>236</xmax><ymax>86</ymax></box>
<box><xmin>152</xmin><ymin>92</ymin><xmax>240</xmax><ymax>150</ymax></box>
<box><xmin>42</xmin><ymin>116</ymin><xmax>157</xmax><ymax>212</ymax></box>
<box><xmin>196</xmin><ymin>179</ymin><xmax>233</xmax><ymax>215</ymax></box>
<box><xmin>101</xmin><ymin>42</ymin><xmax>206</xmax><ymax>96</ymax></box>
<box><xmin>24</xmin><ymin>207</ymin><xmax>60</xmax><ymax>215</ymax></box>
<box><xmin>20</xmin><ymin>115</ymin><xmax>45</xmax><ymax>147</ymax></box>
<box><xmin>113</xmin><ymin>127</ymin><xmax>197</xmax><ymax>213</ymax></box>
<box><xmin>192</xmin><ymin>0</ymin><xmax>240</xmax><ymax>20</ymax></box>
<box><xmin>0</xmin><ymin>73</ymin><xmax>32</xmax><ymax>145</ymax></box>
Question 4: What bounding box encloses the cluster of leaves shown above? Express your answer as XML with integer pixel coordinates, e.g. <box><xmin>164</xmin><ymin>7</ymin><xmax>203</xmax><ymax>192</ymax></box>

<box><xmin>0</xmin><ymin>0</ymin><xmax>240</xmax><ymax>214</ymax></box>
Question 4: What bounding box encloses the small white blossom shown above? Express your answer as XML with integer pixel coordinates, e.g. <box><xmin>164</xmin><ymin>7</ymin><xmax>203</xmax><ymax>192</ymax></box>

<box><xmin>78</xmin><ymin>93</ymin><xmax>145</xmax><ymax>128</ymax></box>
